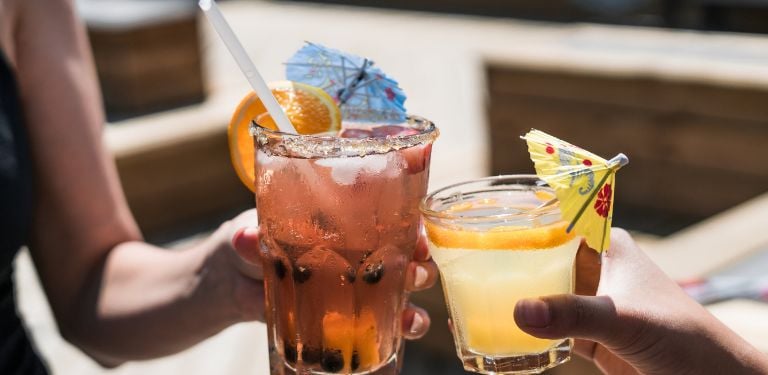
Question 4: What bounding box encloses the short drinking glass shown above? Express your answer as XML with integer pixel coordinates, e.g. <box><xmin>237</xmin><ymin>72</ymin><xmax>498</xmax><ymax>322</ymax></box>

<box><xmin>420</xmin><ymin>175</ymin><xmax>579</xmax><ymax>374</ymax></box>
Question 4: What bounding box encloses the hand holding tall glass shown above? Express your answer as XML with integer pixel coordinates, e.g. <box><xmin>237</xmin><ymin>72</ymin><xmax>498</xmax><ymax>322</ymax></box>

<box><xmin>199</xmin><ymin>2</ymin><xmax>439</xmax><ymax>372</ymax></box>
<box><xmin>421</xmin><ymin>176</ymin><xmax>580</xmax><ymax>374</ymax></box>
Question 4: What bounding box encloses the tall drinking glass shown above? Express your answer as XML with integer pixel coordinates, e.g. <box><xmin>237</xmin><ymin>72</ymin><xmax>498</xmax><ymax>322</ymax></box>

<box><xmin>254</xmin><ymin>117</ymin><xmax>438</xmax><ymax>374</ymax></box>
<box><xmin>420</xmin><ymin>175</ymin><xmax>579</xmax><ymax>374</ymax></box>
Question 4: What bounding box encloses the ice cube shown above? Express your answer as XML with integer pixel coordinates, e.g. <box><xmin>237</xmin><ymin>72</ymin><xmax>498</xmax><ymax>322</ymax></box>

<box><xmin>315</xmin><ymin>158</ymin><xmax>363</xmax><ymax>185</ymax></box>
<box><xmin>256</xmin><ymin>150</ymin><xmax>292</xmax><ymax>186</ymax></box>
<box><xmin>256</xmin><ymin>149</ymin><xmax>282</xmax><ymax>167</ymax></box>
<box><xmin>314</xmin><ymin>155</ymin><xmax>398</xmax><ymax>185</ymax></box>
<box><xmin>360</xmin><ymin>154</ymin><xmax>388</xmax><ymax>175</ymax></box>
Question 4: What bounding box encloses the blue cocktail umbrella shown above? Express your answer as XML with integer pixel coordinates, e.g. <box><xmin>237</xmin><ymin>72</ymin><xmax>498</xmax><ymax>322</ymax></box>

<box><xmin>286</xmin><ymin>42</ymin><xmax>407</xmax><ymax>123</ymax></box>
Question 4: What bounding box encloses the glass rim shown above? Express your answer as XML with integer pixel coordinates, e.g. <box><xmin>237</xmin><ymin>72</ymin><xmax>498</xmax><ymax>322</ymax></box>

<box><xmin>251</xmin><ymin>115</ymin><xmax>438</xmax><ymax>158</ymax></box>
<box><xmin>419</xmin><ymin>174</ymin><xmax>561</xmax><ymax>223</ymax></box>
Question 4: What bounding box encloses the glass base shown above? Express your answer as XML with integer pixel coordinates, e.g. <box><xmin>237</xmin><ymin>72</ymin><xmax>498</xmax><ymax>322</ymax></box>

<box><xmin>269</xmin><ymin>344</ymin><xmax>403</xmax><ymax>375</ymax></box>
<box><xmin>460</xmin><ymin>339</ymin><xmax>572</xmax><ymax>375</ymax></box>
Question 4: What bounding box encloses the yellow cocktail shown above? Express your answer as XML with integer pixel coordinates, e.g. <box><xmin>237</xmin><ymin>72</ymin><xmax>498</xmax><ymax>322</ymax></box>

<box><xmin>421</xmin><ymin>176</ymin><xmax>579</xmax><ymax>374</ymax></box>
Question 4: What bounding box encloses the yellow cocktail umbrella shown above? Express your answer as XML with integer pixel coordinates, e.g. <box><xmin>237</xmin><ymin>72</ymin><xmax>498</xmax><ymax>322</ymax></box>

<box><xmin>522</xmin><ymin>130</ymin><xmax>628</xmax><ymax>253</ymax></box>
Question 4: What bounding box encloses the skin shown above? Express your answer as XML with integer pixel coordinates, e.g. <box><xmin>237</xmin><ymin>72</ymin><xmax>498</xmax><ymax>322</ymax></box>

<box><xmin>514</xmin><ymin>228</ymin><xmax>768</xmax><ymax>375</ymax></box>
<box><xmin>1</xmin><ymin>0</ymin><xmax>436</xmax><ymax>367</ymax></box>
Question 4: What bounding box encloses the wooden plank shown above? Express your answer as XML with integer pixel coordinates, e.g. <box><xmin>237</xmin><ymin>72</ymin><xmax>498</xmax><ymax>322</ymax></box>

<box><xmin>115</xmin><ymin>127</ymin><xmax>252</xmax><ymax>238</ymax></box>
<box><xmin>645</xmin><ymin>192</ymin><xmax>768</xmax><ymax>280</ymax></box>
<box><xmin>280</xmin><ymin>0</ymin><xmax>598</xmax><ymax>20</ymax></box>
<box><xmin>615</xmin><ymin>163</ymin><xmax>765</xmax><ymax>218</ymax></box>
<box><xmin>91</xmin><ymin>29</ymin><xmax>201</xmax><ymax>76</ymax></box>
<box><xmin>88</xmin><ymin>17</ymin><xmax>205</xmax><ymax>117</ymax></box>
<box><xmin>487</xmin><ymin>92</ymin><xmax>768</xmax><ymax>220</ymax></box>
<box><xmin>488</xmin><ymin>95</ymin><xmax>768</xmax><ymax>176</ymax></box>
<box><xmin>488</xmin><ymin>66</ymin><xmax>768</xmax><ymax>122</ymax></box>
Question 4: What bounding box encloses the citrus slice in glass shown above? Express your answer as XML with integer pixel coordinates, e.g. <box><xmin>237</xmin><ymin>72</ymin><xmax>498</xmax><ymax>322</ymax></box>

<box><xmin>424</xmin><ymin>220</ymin><xmax>575</xmax><ymax>250</ymax></box>
<box><xmin>228</xmin><ymin>81</ymin><xmax>342</xmax><ymax>192</ymax></box>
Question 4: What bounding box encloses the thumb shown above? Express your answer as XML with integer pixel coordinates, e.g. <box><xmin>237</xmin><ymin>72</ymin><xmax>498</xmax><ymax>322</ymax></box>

<box><xmin>514</xmin><ymin>295</ymin><xmax>620</xmax><ymax>345</ymax></box>
<box><xmin>231</xmin><ymin>226</ymin><xmax>261</xmax><ymax>265</ymax></box>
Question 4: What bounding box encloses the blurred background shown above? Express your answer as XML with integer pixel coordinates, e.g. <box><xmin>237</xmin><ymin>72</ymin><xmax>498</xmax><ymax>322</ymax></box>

<box><xmin>15</xmin><ymin>0</ymin><xmax>768</xmax><ymax>374</ymax></box>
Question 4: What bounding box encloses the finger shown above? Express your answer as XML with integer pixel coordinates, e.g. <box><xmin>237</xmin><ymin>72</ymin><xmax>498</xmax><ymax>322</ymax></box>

<box><xmin>405</xmin><ymin>260</ymin><xmax>438</xmax><ymax>292</ymax></box>
<box><xmin>513</xmin><ymin>294</ymin><xmax>620</xmax><ymax>345</ymax></box>
<box><xmin>575</xmin><ymin>239</ymin><xmax>601</xmax><ymax>296</ymax></box>
<box><xmin>232</xmin><ymin>226</ymin><xmax>261</xmax><ymax>265</ymax></box>
<box><xmin>413</xmin><ymin>227</ymin><xmax>431</xmax><ymax>262</ymax></box>
<box><xmin>573</xmin><ymin>338</ymin><xmax>598</xmax><ymax>360</ymax></box>
<box><xmin>227</xmin><ymin>235</ymin><xmax>264</xmax><ymax>280</ymax></box>
<box><xmin>401</xmin><ymin>304</ymin><xmax>431</xmax><ymax>340</ymax></box>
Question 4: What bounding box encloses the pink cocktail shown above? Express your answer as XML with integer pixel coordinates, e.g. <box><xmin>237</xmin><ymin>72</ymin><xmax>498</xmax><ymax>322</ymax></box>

<box><xmin>254</xmin><ymin>117</ymin><xmax>438</xmax><ymax>374</ymax></box>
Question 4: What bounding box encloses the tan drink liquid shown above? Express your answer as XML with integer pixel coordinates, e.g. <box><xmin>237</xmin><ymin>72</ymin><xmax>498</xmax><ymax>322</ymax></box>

<box><xmin>429</xmin><ymin>220</ymin><xmax>579</xmax><ymax>354</ymax></box>
<box><xmin>255</xmin><ymin>118</ymin><xmax>437</xmax><ymax>374</ymax></box>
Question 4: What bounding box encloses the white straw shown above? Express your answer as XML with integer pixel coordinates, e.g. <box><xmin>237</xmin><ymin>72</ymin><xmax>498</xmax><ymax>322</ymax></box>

<box><xmin>199</xmin><ymin>0</ymin><xmax>296</xmax><ymax>133</ymax></box>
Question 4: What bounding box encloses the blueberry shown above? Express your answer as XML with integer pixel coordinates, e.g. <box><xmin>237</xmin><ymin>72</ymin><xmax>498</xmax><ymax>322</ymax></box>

<box><xmin>301</xmin><ymin>346</ymin><xmax>322</xmax><ymax>364</ymax></box>
<box><xmin>273</xmin><ymin>259</ymin><xmax>287</xmax><ymax>280</ymax></box>
<box><xmin>362</xmin><ymin>262</ymin><xmax>384</xmax><ymax>284</ymax></box>
<box><xmin>351</xmin><ymin>351</ymin><xmax>360</xmax><ymax>371</ymax></box>
<box><xmin>321</xmin><ymin>349</ymin><xmax>345</xmax><ymax>372</ymax></box>
<box><xmin>345</xmin><ymin>266</ymin><xmax>356</xmax><ymax>283</ymax></box>
<box><xmin>293</xmin><ymin>266</ymin><xmax>311</xmax><ymax>283</ymax></box>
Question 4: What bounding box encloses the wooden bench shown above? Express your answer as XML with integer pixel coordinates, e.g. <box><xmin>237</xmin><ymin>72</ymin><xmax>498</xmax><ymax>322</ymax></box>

<box><xmin>81</xmin><ymin>0</ymin><xmax>206</xmax><ymax>119</ymax></box>
<box><xmin>486</xmin><ymin>63</ymin><xmax>768</xmax><ymax>233</ymax></box>
<box><xmin>105</xmin><ymin>93</ymin><xmax>252</xmax><ymax>241</ymax></box>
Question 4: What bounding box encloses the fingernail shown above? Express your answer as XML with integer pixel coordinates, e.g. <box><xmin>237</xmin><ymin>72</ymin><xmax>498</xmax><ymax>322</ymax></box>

<box><xmin>414</xmin><ymin>265</ymin><xmax>428</xmax><ymax>288</ymax></box>
<box><xmin>243</xmin><ymin>227</ymin><xmax>259</xmax><ymax>237</ymax></box>
<box><xmin>516</xmin><ymin>299</ymin><xmax>551</xmax><ymax>328</ymax></box>
<box><xmin>409</xmin><ymin>312</ymin><xmax>424</xmax><ymax>335</ymax></box>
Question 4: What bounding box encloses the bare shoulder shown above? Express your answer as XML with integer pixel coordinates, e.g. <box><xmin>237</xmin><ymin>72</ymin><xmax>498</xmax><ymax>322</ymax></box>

<box><xmin>16</xmin><ymin>0</ymin><xmax>79</xmax><ymax>27</ymax></box>
<box><xmin>0</xmin><ymin>0</ymin><xmax>75</xmax><ymax>65</ymax></box>
<box><xmin>14</xmin><ymin>0</ymin><xmax>92</xmax><ymax>97</ymax></box>
<box><xmin>15</xmin><ymin>0</ymin><xmax>79</xmax><ymax>40</ymax></box>
<box><xmin>19</xmin><ymin>0</ymin><xmax>75</xmax><ymax>11</ymax></box>
<box><xmin>0</xmin><ymin>0</ymin><xmax>21</xmax><ymax>65</ymax></box>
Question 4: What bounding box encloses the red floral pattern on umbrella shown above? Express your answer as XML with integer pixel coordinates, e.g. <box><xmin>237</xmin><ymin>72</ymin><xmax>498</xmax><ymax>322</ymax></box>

<box><xmin>522</xmin><ymin>129</ymin><xmax>628</xmax><ymax>252</ymax></box>
<box><xmin>594</xmin><ymin>183</ymin><xmax>612</xmax><ymax>218</ymax></box>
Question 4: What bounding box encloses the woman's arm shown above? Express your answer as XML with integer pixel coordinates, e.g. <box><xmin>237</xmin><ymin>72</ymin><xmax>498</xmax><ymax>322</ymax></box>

<box><xmin>11</xmin><ymin>0</ymin><xmax>435</xmax><ymax>367</ymax></box>
<box><xmin>14</xmin><ymin>0</ymin><xmax>260</xmax><ymax>365</ymax></box>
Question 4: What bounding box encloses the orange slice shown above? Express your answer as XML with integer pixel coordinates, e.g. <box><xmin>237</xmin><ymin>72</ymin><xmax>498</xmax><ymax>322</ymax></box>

<box><xmin>352</xmin><ymin>310</ymin><xmax>380</xmax><ymax>369</ymax></box>
<box><xmin>322</xmin><ymin>310</ymin><xmax>380</xmax><ymax>372</ymax></box>
<box><xmin>424</xmin><ymin>220</ymin><xmax>575</xmax><ymax>250</ymax></box>
<box><xmin>228</xmin><ymin>81</ymin><xmax>342</xmax><ymax>192</ymax></box>
<box><xmin>322</xmin><ymin>312</ymin><xmax>354</xmax><ymax>371</ymax></box>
